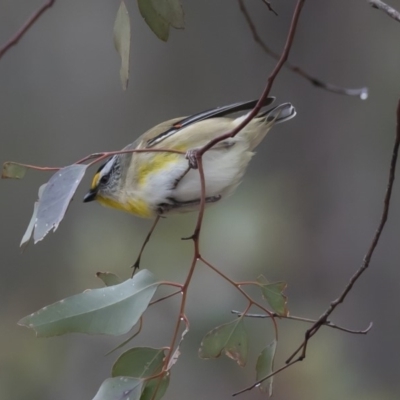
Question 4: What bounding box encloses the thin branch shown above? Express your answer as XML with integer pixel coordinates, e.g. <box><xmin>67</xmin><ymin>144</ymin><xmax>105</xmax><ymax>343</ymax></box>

<box><xmin>231</xmin><ymin>310</ymin><xmax>373</xmax><ymax>335</ymax></box>
<box><xmin>285</xmin><ymin>98</ymin><xmax>400</xmax><ymax>365</ymax></box>
<box><xmin>195</xmin><ymin>0</ymin><xmax>305</xmax><ymax>158</ymax></box>
<box><xmin>239</xmin><ymin>0</ymin><xmax>368</xmax><ymax>99</ymax></box>
<box><xmin>261</xmin><ymin>0</ymin><xmax>278</xmax><ymax>16</ymax></box>
<box><xmin>0</xmin><ymin>0</ymin><xmax>55</xmax><ymax>60</ymax></box>
<box><xmin>368</xmin><ymin>0</ymin><xmax>400</xmax><ymax>22</ymax></box>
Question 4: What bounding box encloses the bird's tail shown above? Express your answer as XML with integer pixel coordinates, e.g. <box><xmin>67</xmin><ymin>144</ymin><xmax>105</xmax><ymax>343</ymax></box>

<box><xmin>238</xmin><ymin>102</ymin><xmax>296</xmax><ymax>150</ymax></box>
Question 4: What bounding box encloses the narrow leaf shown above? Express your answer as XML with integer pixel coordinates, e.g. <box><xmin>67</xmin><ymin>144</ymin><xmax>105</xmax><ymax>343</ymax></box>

<box><xmin>18</xmin><ymin>270</ymin><xmax>159</xmax><ymax>337</ymax></box>
<box><xmin>199</xmin><ymin>319</ymin><xmax>248</xmax><ymax>367</ymax></box>
<box><xmin>137</xmin><ymin>0</ymin><xmax>170</xmax><ymax>41</ymax></box>
<box><xmin>1</xmin><ymin>161</ymin><xmax>27</xmax><ymax>179</ymax></box>
<box><xmin>20</xmin><ymin>184</ymin><xmax>47</xmax><ymax>249</ymax></box>
<box><xmin>92</xmin><ymin>377</ymin><xmax>143</xmax><ymax>400</ymax></box>
<box><xmin>257</xmin><ymin>275</ymin><xmax>288</xmax><ymax>317</ymax></box>
<box><xmin>33</xmin><ymin>164</ymin><xmax>87</xmax><ymax>243</ymax></box>
<box><xmin>114</xmin><ymin>1</ymin><xmax>131</xmax><ymax>90</ymax></box>
<box><xmin>96</xmin><ymin>271</ymin><xmax>122</xmax><ymax>287</ymax></box>
<box><xmin>256</xmin><ymin>340</ymin><xmax>277</xmax><ymax>396</ymax></box>
<box><xmin>167</xmin><ymin>325</ymin><xmax>188</xmax><ymax>370</ymax></box>
<box><xmin>151</xmin><ymin>0</ymin><xmax>184</xmax><ymax>29</ymax></box>
<box><xmin>112</xmin><ymin>347</ymin><xmax>166</xmax><ymax>378</ymax></box>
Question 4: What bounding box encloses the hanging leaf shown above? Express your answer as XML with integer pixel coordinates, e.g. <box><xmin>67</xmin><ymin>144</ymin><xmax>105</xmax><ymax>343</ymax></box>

<box><xmin>137</xmin><ymin>0</ymin><xmax>170</xmax><ymax>41</ymax></box>
<box><xmin>1</xmin><ymin>161</ymin><xmax>28</xmax><ymax>179</ymax></box>
<box><xmin>33</xmin><ymin>164</ymin><xmax>88</xmax><ymax>244</ymax></box>
<box><xmin>167</xmin><ymin>325</ymin><xmax>189</xmax><ymax>370</ymax></box>
<box><xmin>199</xmin><ymin>319</ymin><xmax>248</xmax><ymax>367</ymax></box>
<box><xmin>257</xmin><ymin>275</ymin><xmax>288</xmax><ymax>317</ymax></box>
<box><xmin>96</xmin><ymin>271</ymin><xmax>122</xmax><ymax>287</ymax></box>
<box><xmin>20</xmin><ymin>184</ymin><xmax>47</xmax><ymax>249</ymax></box>
<box><xmin>112</xmin><ymin>347</ymin><xmax>166</xmax><ymax>378</ymax></box>
<box><xmin>140</xmin><ymin>375</ymin><xmax>169</xmax><ymax>400</ymax></box>
<box><xmin>256</xmin><ymin>340</ymin><xmax>277</xmax><ymax>396</ymax></box>
<box><xmin>92</xmin><ymin>377</ymin><xmax>143</xmax><ymax>400</ymax></box>
<box><xmin>151</xmin><ymin>0</ymin><xmax>185</xmax><ymax>29</ymax></box>
<box><xmin>114</xmin><ymin>1</ymin><xmax>131</xmax><ymax>90</ymax></box>
<box><xmin>112</xmin><ymin>347</ymin><xmax>169</xmax><ymax>400</ymax></box>
<box><xmin>18</xmin><ymin>270</ymin><xmax>159</xmax><ymax>337</ymax></box>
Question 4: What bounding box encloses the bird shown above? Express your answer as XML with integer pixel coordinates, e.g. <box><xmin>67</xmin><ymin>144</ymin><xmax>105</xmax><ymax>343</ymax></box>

<box><xmin>83</xmin><ymin>97</ymin><xmax>296</xmax><ymax>218</ymax></box>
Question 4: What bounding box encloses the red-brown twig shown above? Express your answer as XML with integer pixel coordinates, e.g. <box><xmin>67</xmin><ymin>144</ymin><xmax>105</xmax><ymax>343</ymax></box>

<box><xmin>0</xmin><ymin>1</ymin><xmax>55</xmax><ymax>60</ymax></box>
<box><xmin>369</xmin><ymin>0</ymin><xmax>400</xmax><ymax>22</ymax></box>
<box><xmin>238</xmin><ymin>0</ymin><xmax>368</xmax><ymax>99</ymax></box>
<box><xmin>194</xmin><ymin>0</ymin><xmax>305</xmax><ymax>158</ymax></box>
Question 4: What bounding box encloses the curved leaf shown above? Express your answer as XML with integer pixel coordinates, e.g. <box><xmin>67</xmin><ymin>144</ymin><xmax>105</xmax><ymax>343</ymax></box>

<box><xmin>137</xmin><ymin>0</ymin><xmax>169</xmax><ymax>41</ymax></box>
<box><xmin>256</xmin><ymin>340</ymin><xmax>277</xmax><ymax>396</ymax></box>
<box><xmin>19</xmin><ymin>270</ymin><xmax>159</xmax><ymax>337</ymax></box>
<box><xmin>1</xmin><ymin>161</ymin><xmax>27</xmax><ymax>179</ymax></box>
<box><xmin>199</xmin><ymin>319</ymin><xmax>248</xmax><ymax>367</ymax></box>
<box><xmin>151</xmin><ymin>0</ymin><xmax>184</xmax><ymax>29</ymax></box>
<box><xmin>33</xmin><ymin>164</ymin><xmax>88</xmax><ymax>243</ymax></box>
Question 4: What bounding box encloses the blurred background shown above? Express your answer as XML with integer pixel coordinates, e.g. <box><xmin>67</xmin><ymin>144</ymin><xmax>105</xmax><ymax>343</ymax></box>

<box><xmin>1</xmin><ymin>0</ymin><xmax>400</xmax><ymax>399</ymax></box>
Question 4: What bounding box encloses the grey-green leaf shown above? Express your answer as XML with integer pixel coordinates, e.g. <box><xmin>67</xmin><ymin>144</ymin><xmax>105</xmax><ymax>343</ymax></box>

<box><xmin>137</xmin><ymin>0</ymin><xmax>170</xmax><ymax>41</ymax></box>
<box><xmin>92</xmin><ymin>377</ymin><xmax>143</xmax><ymax>400</ymax></box>
<box><xmin>1</xmin><ymin>161</ymin><xmax>27</xmax><ymax>179</ymax></box>
<box><xmin>257</xmin><ymin>275</ymin><xmax>288</xmax><ymax>317</ymax></box>
<box><xmin>256</xmin><ymin>340</ymin><xmax>277</xmax><ymax>396</ymax></box>
<box><xmin>96</xmin><ymin>271</ymin><xmax>123</xmax><ymax>287</ymax></box>
<box><xmin>33</xmin><ymin>164</ymin><xmax>87</xmax><ymax>244</ymax></box>
<box><xmin>199</xmin><ymin>319</ymin><xmax>248</xmax><ymax>367</ymax></box>
<box><xmin>113</xmin><ymin>347</ymin><xmax>169</xmax><ymax>400</ymax></box>
<box><xmin>112</xmin><ymin>347</ymin><xmax>166</xmax><ymax>378</ymax></box>
<box><xmin>19</xmin><ymin>270</ymin><xmax>159</xmax><ymax>337</ymax></box>
<box><xmin>151</xmin><ymin>0</ymin><xmax>184</xmax><ymax>29</ymax></box>
<box><xmin>20</xmin><ymin>184</ymin><xmax>47</xmax><ymax>249</ymax></box>
<box><xmin>114</xmin><ymin>1</ymin><xmax>131</xmax><ymax>90</ymax></box>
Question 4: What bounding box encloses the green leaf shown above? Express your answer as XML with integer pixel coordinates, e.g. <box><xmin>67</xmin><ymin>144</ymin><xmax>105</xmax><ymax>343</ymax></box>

<box><xmin>140</xmin><ymin>375</ymin><xmax>169</xmax><ymax>400</ymax></box>
<box><xmin>19</xmin><ymin>270</ymin><xmax>159</xmax><ymax>337</ymax></box>
<box><xmin>257</xmin><ymin>275</ymin><xmax>288</xmax><ymax>317</ymax></box>
<box><xmin>114</xmin><ymin>1</ymin><xmax>131</xmax><ymax>90</ymax></box>
<box><xmin>20</xmin><ymin>184</ymin><xmax>47</xmax><ymax>249</ymax></box>
<box><xmin>256</xmin><ymin>340</ymin><xmax>277</xmax><ymax>396</ymax></box>
<box><xmin>112</xmin><ymin>347</ymin><xmax>166</xmax><ymax>378</ymax></box>
<box><xmin>198</xmin><ymin>319</ymin><xmax>248</xmax><ymax>367</ymax></box>
<box><xmin>33</xmin><ymin>164</ymin><xmax>88</xmax><ymax>244</ymax></box>
<box><xmin>96</xmin><ymin>271</ymin><xmax>122</xmax><ymax>287</ymax></box>
<box><xmin>113</xmin><ymin>347</ymin><xmax>169</xmax><ymax>400</ymax></box>
<box><xmin>137</xmin><ymin>0</ymin><xmax>170</xmax><ymax>41</ymax></box>
<box><xmin>151</xmin><ymin>0</ymin><xmax>185</xmax><ymax>29</ymax></box>
<box><xmin>92</xmin><ymin>377</ymin><xmax>143</xmax><ymax>400</ymax></box>
<box><xmin>1</xmin><ymin>161</ymin><xmax>27</xmax><ymax>179</ymax></box>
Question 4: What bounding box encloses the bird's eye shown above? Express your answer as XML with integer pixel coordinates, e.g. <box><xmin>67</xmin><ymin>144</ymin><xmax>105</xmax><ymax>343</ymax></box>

<box><xmin>100</xmin><ymin>174</ymin><xmax>110</xmax><ymax>185</ymax></box>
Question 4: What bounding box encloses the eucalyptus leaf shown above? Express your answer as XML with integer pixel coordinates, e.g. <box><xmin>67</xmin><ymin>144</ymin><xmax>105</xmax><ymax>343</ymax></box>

<box><xmin>1</xmin><ymin>161</ymin><xmax>27</xmax><ymax>179</ymax></box>
<box><xmin>199</xmin><ymin>319</ymin><xmax>248</xmax><ymax>367</ymax></box>
<box><xmin>114</xmin><ymin>1</ymin><xmax>131</xmax><ymax>90</ymax></box>
<box><xmin>19</xmin><ymin>270</ymin><xmax>159</xmax><ymax>337</ymax></box>
<box><xmin>113</xmin><ymin>347</ymin><xmax>169</xmax><ymax>400</ymax></box>
<box><xmin>257</xmin><ymin>275</ymin><xmax>288</xmax><ymax>316</ymax></box>
<box><xmin>92</xmin><ymin>377</ymin><xmax>143</xmax><ymax>400</ymax></box>
<box><xmin>33</xmin><ymin>164</ymin><xmax>87</xmax><ymax>243</ymax></box>
<box><xmin>151</xmin><ymin>0</ymin><xmax>184</xmax><ymax>29</ymax></box>
<box><xmin>137</xmin><ymin>0</ymin><xmax>170</xmax><ymax>41</ymax></box>
<box><xmin>256</xmin><ymin>340</ymin><xmax>277</xmax><ymax>396</ymax></box>
<box><xmin>20</xmin><ymin>184</ymin><xmax>47</xmax><ymax>249</ymax></box>
<box><xmin>112</xmin><ymin>347</ymin><xmax>166</xmax><ymax>378</ymax></box>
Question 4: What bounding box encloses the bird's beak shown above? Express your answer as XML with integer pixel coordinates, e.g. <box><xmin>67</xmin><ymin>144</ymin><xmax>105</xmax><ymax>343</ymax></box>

<box><xmin>83</xmin><ymin>189</ymin><xmax>97</xmax><ymax>203</ymax></box>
